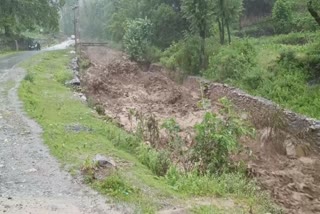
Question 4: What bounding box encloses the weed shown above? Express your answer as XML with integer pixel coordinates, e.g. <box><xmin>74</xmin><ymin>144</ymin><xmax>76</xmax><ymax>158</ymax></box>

<box><xmin>137</xmin><ymin>144</ymin><xmax>171</xmax><ymax>176</ymax></box>
<box><xmin>134</xmin><ymin>111</ymin><xmax>160</xmax><ymax>148</ymax></box>
<box><xmin>80</xmin><ymin>58</ymin><xmax>91</xmax><ymax>70</ymax></box>
<box><xmin>192</xmin><ymin>98</ymin><xmax>254</xmax><ymax>174</ymax></box>
<box><xmin>96</xmin><ymin>173</ymin><xmax>138</xmax><ymax>199</ymax></box>
<box><xmin>24</xmin><ymin>73</ymin><xmax>34</xmax><ymax>83</ymax></box>
<box><xmin>95</xmin><ymin>104</ymin><xmax>105</xmax><ymax>116</ymax></box>
<box><xmin>161</xmin><ymin>118</ymin><xmax>191</xmax><ymax>172</ymax></box>
<box><xmin>81</xmin><ymin>157</ymin><xmax>98</xmax><ymax>183</ymax></box>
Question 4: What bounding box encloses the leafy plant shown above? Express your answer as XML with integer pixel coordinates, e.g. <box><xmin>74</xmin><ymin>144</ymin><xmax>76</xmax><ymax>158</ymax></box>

<box><xmin>137</xmin><ymin>144</ymin><xmax>171</xmax><ymax>176</ymax></box>
<box><xmin>161</xmin><ymin>118</ymin><xmax>190</xmax><ymax>172</ymax></box>
<box><xmin>24</xmin><ymin>73</ymin><xmax>34</xmax><ymax>83</ymax></box>
<box><xmin>192</xmin><ymin>98</ymin><xmax>254</xmax><ymax>174</ymax></box>
<box><xmin>272</xmin><ymin>0</ymin><xmax>293</xmax><ymax>34</ymax></box>
<box><xmin>205</xmin><ymin>40</ymin><xmax>256</xmax><ymax>82</ymax></box>
<box><xmin>96</xmin><ymin>173</ymin><xmax>138</xmax><ymax>199</ymax></box>
<box><xmin>123</xmin><ymin>18</ymin><xmax>152</xmax><ymax>61</ymax></box>
<box><xmin>95</xmin><ymin>104</ymin><xmax>105</xmax><ymax>116</ymax></box>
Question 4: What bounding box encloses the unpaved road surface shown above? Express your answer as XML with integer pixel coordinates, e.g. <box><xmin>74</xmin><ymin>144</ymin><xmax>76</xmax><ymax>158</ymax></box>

<box><xmin>0</xmin><ymin>51</ymin><xmax>127</xmax><ymax>213</ymax></box>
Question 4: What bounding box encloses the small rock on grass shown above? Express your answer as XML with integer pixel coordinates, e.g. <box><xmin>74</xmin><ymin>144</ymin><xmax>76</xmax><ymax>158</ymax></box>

<box><xmin>93</xmin><ymin>154</ymin><xmax>116</xmax><ymax>168</ymax></box>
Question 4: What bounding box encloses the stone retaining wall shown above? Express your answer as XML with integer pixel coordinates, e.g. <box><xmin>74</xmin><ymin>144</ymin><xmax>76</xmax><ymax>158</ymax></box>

<box><xmin>185</xmin><ymin>77</ymin><xmax>320</xmax><ymax>151</ymax></box>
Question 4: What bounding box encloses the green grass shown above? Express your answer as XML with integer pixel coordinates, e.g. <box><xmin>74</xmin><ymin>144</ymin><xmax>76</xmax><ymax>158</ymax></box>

<box><xmin>0</xmin><ymin>51</ymin><xmax>21</xmax><ymax>57</ymax></box>
<box><xmin>205</xmin><ymin>31</ymin><xmax>320</xmax><ymax>119</ymax></box>
<box><xmin>18</xmin><ymin>50</ymin><xmax>281</xmax><ymax>213</ymax></box>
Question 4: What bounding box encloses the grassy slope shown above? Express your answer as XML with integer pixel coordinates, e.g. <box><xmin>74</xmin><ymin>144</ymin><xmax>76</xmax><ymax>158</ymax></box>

<box><xmin>225</xmin><ymin>31</ymin><xmax>320</xmax><ymax>119</ymax></box>
<box><xmin>18</xmin><ymin>50</ymin><xmax>280</xmax><ymax>213</ymax></box>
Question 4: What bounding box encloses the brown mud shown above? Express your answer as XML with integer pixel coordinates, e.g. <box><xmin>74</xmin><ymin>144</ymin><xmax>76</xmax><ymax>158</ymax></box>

<box><xmin>81</xmin><ymin>46</ymin><xmax>320</xmax><ymax>214</ymax></box>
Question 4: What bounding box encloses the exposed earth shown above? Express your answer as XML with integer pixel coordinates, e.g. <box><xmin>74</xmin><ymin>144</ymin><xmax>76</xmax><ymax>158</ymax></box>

<box><xmin>0</xmin><ymin>48</ymin><xmax>128</xmax><ymax>213</ymax></box>
<box><xmin>82</xmin><ymin>46</ymin><xmax>320</xmax><ymax>214</ymax></box>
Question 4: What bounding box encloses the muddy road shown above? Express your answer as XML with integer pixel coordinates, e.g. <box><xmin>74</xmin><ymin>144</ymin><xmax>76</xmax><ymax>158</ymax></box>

<box><xmin>0</xmin><ymin>50</ymin><xmax>126</xmax><ymax>213</ymax></box>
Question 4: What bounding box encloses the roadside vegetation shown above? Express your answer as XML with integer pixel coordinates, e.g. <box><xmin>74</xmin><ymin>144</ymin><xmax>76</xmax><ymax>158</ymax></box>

<box><xmin>19</xmin><ymin>50</ymin><xmax>281</xmax><ymax>213</ymax></box>
<box><xmin>0</xmin><ymin>1</ymin><xmax>63</xmax><ymax>51</ymax></box>
<box><xmin>60</xmin><ymin>0</ymin><xmax>320</xmax><ymax>119</ymax></box>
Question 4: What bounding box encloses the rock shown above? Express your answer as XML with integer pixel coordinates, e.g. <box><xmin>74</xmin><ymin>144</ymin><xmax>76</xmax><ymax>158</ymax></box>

<box><xmin>80</xmin><ymin>94</ymin><xmax>87</xmax><ymax>102</ymax></box>
<box><xmin>93</xmin><ymin>154</ymin><xmax>116</xmax><ymax>168</ymax></box>
<box><xmin>65</xmin><ymin>77</ymin><xmax>80</xmax><ymax>86</ymax></box>
<box><xmin>284</xmin><ymin>137</ymin><xmax>296</xmax><ymax>158</ymax></box>
<box><xmin>149</xmin><ymin>63</ymin><xmax>162</xmax><ymax>73</ymax></box>
<box><xmin>25</xmin><ymin>168</ymin><xmax>37</xmax><ymax>173</ymax></box>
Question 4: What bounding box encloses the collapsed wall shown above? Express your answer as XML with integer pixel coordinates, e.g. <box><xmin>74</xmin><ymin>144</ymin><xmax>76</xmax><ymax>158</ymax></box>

<box><xmin>186</xmin><ymin>77</ymin><xmax>320</xmax><ymax>153</ymax></box>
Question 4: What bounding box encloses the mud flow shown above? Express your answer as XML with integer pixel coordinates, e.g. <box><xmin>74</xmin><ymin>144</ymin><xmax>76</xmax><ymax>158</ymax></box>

<box><xmin>81</xmin><ymin>47</ymin><xmax>320</xmax><ymax>214</ymax></box>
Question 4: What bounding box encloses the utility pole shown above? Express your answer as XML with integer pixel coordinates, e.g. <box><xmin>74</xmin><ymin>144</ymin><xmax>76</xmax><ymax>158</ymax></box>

<box><xmin>72</xmin><ymin>0</ymin><xmax>79</xmax><ymax>53</ymax></box>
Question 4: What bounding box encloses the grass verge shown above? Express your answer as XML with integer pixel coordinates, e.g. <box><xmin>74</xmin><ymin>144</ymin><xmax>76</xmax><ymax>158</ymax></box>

<box><xmin>19</xmin><ymin>50</ymin><xmax>281</xmax><ymax>213</ymax></box>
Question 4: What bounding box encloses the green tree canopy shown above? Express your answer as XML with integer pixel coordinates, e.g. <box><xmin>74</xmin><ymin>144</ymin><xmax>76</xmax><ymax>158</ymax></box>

<box><xmin>0</xmin><ymin>0</ymin><xmax>64</xmax><ymax>36</ymax></box>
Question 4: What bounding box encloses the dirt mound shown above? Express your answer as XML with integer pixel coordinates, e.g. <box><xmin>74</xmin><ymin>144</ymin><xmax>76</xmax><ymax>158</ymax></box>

<box><xmin>245</xmin><ymin>133</ymin><xmax>320</xmax><ymax>214</ymax></box>
<box><xmin>82</xmin><ymin>47</ymin><xmax>203</xmax><ymax>134</ymax></box>
<box><xmin>81</xmin><ymin>47</ymin><xmax>320</xmax><ymax>214</ymax></box>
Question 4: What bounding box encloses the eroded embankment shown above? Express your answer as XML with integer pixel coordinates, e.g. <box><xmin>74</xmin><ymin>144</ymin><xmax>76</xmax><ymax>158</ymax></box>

<box><xmin>81</xmin><ymin>46</ymin><xmax>320</xmax><ymax>214</ymax></box>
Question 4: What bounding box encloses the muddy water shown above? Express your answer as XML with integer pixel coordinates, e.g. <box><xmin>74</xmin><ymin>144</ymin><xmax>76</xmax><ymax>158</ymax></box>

<box><xmin>83</xmin><ymin>46</ymin><xmax>320</xmax><ymax>214</ymax></box>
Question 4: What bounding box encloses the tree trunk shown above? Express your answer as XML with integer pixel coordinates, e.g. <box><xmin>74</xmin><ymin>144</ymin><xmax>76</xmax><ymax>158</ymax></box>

<box><xmin>308</xmin><ymin>0</ymin><xmax>320</xmax><ymax>26</ymax></box>
<box><xmin>199</xmin><ymin>20</ymin><xmax>206</xmax><ymax>70</ymax></box>
<box><xmin>221</xmin><ymin>18</ymin><xmax>225</xmax><ymax>45</ymax></box>
<box><xmin>4</xmin><ymin>25</ymin><xmax>11</xmax><ymax>37</ymax></box>
<box><xmin>217</xmin><ymin>19</ymin><xmax>225</xmax><ymax>45</ymax></box>
<box><xmin>226</xmin><ymin>20</ymin><xmax>231</xmax><ymax>44</ymax></box>
<box><xmin>15</xmin><ymin>40</ymin><xmax>19</xmax><ymax>51</ymax></box>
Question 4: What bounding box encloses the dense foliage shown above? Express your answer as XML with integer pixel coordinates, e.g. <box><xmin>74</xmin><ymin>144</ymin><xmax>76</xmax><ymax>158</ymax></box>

<box><xmin>0</xmin><ymin>0</ymin><xmax>64</xmax><ymax>36</ymax></box>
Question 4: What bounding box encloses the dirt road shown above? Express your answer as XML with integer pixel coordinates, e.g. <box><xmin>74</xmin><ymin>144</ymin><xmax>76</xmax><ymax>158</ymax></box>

<box><xmin>0</xmin><ymin>51</ymin><xmax>126</xmax><ymax>213</ymax></box>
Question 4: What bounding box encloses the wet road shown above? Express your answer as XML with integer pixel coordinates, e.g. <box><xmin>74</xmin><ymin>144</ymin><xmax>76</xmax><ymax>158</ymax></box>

<box><xmin>0</xmin><ymin>51</ymin><xmax>39</xmax><ymax>70</ymax></box>
<box><xmin>0</xmin><ymin>48</ymin><xmax>128</xmax><ymax>213</ymax></box>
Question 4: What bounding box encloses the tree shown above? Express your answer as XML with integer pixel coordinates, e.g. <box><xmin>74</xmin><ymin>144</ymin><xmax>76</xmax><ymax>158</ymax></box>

<box><xmin>307</xmin><ymin>0</ymin><xmax>320</xmax><ymax>26</ymax></box>
<box><xmin>272</xmin><ymin>0</ymin><xmax>292</xmax><ymax>34</ymax></box>
<box><xmin>214</xmin><ymin>0</ymin><xmax>243</xmax><ymax>44</ymax></box>
<box><xmin>123</xmin><ymin>18</ymin><xmax>152</xmax><ymax>61</ymax></box>
<box><xmin>181</xmin><ymin>0</ymin><xmax>214</xmax><ymax>69</ymax></box>
<box><xmin>0</xmin><ymin>0</ymin><xmax>64</xmax><ymax>36</ymax></box>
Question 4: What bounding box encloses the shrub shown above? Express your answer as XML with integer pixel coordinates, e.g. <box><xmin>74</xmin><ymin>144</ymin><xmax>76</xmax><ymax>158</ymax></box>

<box><xmin>272</xmin><ymin>0</ymin><xmax>293</xmax><ymax>34</ymax></box>
<box><xmin>192</xmin><ymin>99</ymin><xmax>254</xmax><ymax>174</ymax></box>
<box><xmin>123</xmin><ymin>18</ymin><xmax>152</xmax><ymax>61</ymax></box>
<box><xmin>292</xmin><ymin>14</ymin><xmax>319</xmax><ymax>32</ymax></box>
<box><xmin>137</xmin><ymin>145</ymin><xmax>171</xmax><ymax>176</ymax></box>
<box><xmin>205</xmin><ymin>40</ymin><xmax>256</xmax><ymax>82</ymax></box>
<box><xmin>160</xmin><ymin>35</ymin><xmax>214</xmax><ymax>75</ymax></box>
<box><xmin>24</xmin><ymin>73</ymin><xmax>35</xmax><ymax>83</ymax></box>
<box><xmin>97</xmin><ymin>174</ymin><xmax>138</xmax><ymax>199</ymax></box>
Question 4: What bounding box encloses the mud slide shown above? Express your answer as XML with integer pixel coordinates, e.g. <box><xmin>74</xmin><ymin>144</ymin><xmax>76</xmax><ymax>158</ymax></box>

<box><xmin>82</xmin><ymin>47</ymin><xmax>320</xmax><ymax>214</ymax></box>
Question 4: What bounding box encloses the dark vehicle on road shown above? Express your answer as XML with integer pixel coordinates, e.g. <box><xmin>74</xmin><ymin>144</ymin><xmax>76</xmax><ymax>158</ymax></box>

<box><xmin>28</xmin><ymin>41</ymin><xmax>41</xmax><ymax>50</ymax></box>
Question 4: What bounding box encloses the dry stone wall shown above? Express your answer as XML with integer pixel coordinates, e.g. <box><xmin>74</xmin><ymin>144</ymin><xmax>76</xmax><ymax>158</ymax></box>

<box><xmin>185</xmin><ymin>77</ymin><xmax>320</xmax><ymax>152</ymax></box>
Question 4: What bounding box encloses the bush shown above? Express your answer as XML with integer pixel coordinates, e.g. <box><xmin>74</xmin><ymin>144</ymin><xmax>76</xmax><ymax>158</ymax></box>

<box><xmin>205</xmin><ymin>40</ymin><xmax>256</xmax><ymax>82</ymax></box>
<box><xmin>192</xmin><ymin>100</ymin><xmax>254</xmax><ymax>174</ymax></box>
<box><xmin>143</xmin><ymin>45</ymin><xmax>162</xmax><ymax>63</ymax></box>
<box><xmin>137</xmin><ymin>145</ymin><xmax>171</xmax><ymax>176</ymax></box>
<box><xmin>303</xmin><ymin>42</ymin><xmax>320</xmax><ymax>79</ymax></box>
<box><xmin>24</xmin><ymin>73</ymin><xmax>35</xmax><ymax>83</ymax></box>
<box><xmin>97</xmin><ymin>174</ymin><xmax>138</xmax><ymax>199</ymax></box>
<box><xmin>160</xmin><ymin>35</ymin><xmax>216</xmax><ymax>75</ymax></box>
<box><xmin>292</xmin><ymin>15</ymin><xmax>319</xmax><ymax>32</ymax></box>
<box><xmin>123</xmin><ymin>18</ymin><xmax>152</xmax><ymax>61</ymax></box>
<box><xmin>160</xmin><ymin>36</ymin><xmax>201</xmax><ymax>75</ymax></box>
<box><xmin>272</xmin><ymin>0</ymin><xmax>293</xmax><ymax>34</ymax></box>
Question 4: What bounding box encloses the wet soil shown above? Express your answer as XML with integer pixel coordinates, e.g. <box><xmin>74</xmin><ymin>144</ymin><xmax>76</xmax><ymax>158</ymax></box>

<box><xmin>82</xmin><ymin>47</ymin><xmax>320</xmax><ymax>214</ymax></box>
